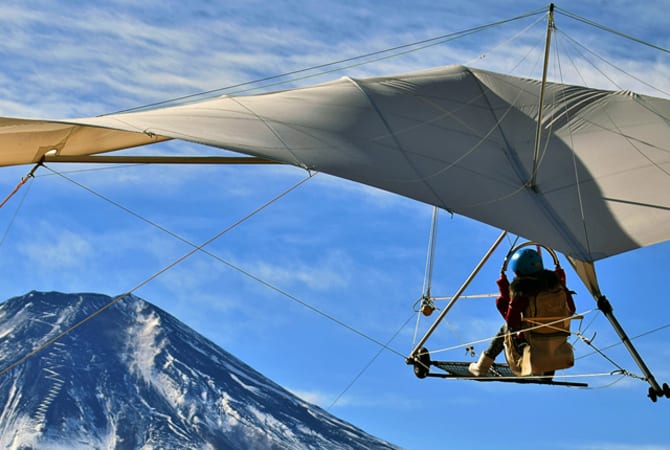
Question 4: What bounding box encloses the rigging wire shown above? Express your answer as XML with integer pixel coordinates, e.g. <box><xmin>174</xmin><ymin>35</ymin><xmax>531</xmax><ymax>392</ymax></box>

<box><xmin>131</xmin><ymin>6</ymin><xmax>670</xmax><ymax>392</ymax></box>
<box><xmin>0</xmin><ymin>161</ymin><xmax>43</xmax><ymax>210</ymax></box>
<box><xmin>358</xmin><ymin>12</ymin><xmax>547</xmax><ymax>191</ymax></box>
<box><xmin>402</xmin><ymin>36</ymin><xmax>546</xmax><ymax>209</ymax></box>
<box><xmin>421</xmin><ymin>207</ymin><xmax>440</xmax><ymax>300</ymax></box>
<box><xmin>555</xmin><ymin>29</ymin><xmax>670</xmax><ymax>97</ymax></box>
<box><xmin>556</xmin><ymin>30</ymin><xmax>621</xmax><ymax>89</ymax></box>
<box><xmin>327</xmin><ymin>312</ymin><xmax>415</xmax><ymax>411</ymax></box>
<box><xmin>554</xmin><ymin>7</ymin><xmax>670</xmax><ymax>56</ymax></box>
<box><xmin>551</xmin><ymin>25</ymin><xmax>670</xmax><ymax>190</ymax></box>
<box><xmin>0</xmin><ymin>177</ymin><xmax>33</xmax><ymax>250</ymax></box>
<box><xmin>410</xmin><ymin>210</ymin><xmax>486</xmax><ymax>357</ymax></box>
<box><xmin>440</xmin><ymin>371</ymin><xmax>630</xmax><ymax>389</ymax></box>
<box><xmin>573</xmin><ymin>329</ymin><xmax>632</xmax><ymax>377</ymax></box>
<box><xmin>0</xmin><ymin>168</ymin><xmax>314</xmax><ymax>376</ymax></box>
<box><xmin>352</xmin><ymin>12</ymin><xmax>546</xmax><ymax>193</ymax></box>
<box><xmin>3</xmin><ymin>6</ymin><xmax>670</xmax><ymax>394</ymax></box>
<box><xmin>424</xmin><ymin>309</ymin><xmax>595</xmax><ymax>356</ymax></box>
<box><xmin>35</xmin><ymin>163</ymin><xmax>148</xmax><ymax>177</ymax></box>
<box><xmin>0</xmin><ymin>165</ymin><xmax>409</xmax><ymax>378</ymax></box>
<box><xmin>108</xmin><ymin>8</ymin><xmax>547</xmax><ymax>114</ymax></box>
<box><xmin>462</xmin><ymin>13</ymin><xmax>546</xmax><ymax>69</ymax></box>
<box><xmin>545</xmin><ymin>23</ymin><xmax>670</xmax><ymax>243</ymax></box>
<box><xmin>102</xmin><ymin>7</ymin><xmax>670</xmax><ymax>117</ymax></box>
<box><xmin>424</xmin><ymin>306</ymin><xmax>670</xmax><ymax>385</ymax></box>
<box><xmin>576</xmin><ymin>322</ymin><xmax>670</xmax><ymax>362</ymax></box>
<box><xmin>549</xmin><ymin>29</ymin><xmax>596</xmax><ymax>260</ymax></box>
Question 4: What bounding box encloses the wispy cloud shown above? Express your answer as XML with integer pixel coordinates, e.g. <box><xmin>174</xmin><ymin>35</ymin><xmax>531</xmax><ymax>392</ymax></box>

<box><xmin>17</xmin><ymin>223</ymin><xmax>94</xmax><ymax>270</ymax></box>
<box><xmin>252</xmin><ymin>256</ymin><xmax>351</xmax><ymax>291</ymax></box>
<box><xmin>0</xmin><ymin>3</ymin><xmax>668</xmax><ymax>449</ymax></box>
<box><xmin>288</xmin><ymin>386</ymin><xmax>421</xmax><ymax>411</ymax></box>
<box><xmin>571</xmin><ymin>444</ymin><xmax>670</xmax><ymax>450</ymax></box>
<box><xmin>1</xmin><ymin>0</ymin><xmax>667</xmax><ymax>122</ymax></box>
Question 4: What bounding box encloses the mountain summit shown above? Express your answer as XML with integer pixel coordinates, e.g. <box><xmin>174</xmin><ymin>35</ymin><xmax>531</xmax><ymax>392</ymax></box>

<box><xmin>0</xmin><ymin>291</ymin><xmax>399</xmax><ymax>449</ymax></box>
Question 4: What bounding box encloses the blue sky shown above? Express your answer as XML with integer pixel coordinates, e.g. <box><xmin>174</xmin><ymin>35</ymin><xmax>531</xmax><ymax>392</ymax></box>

<box><xmin>0</xmin><ymin>1</ymin><xmax>669</xmax><ymax>449</ymax></box>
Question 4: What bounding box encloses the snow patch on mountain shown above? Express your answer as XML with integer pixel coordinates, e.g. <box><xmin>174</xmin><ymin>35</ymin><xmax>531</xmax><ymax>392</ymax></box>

<box><xmin>0</xmin><ymin>291</ymin><xmax>400</xmax><ymax>449</ymax></box>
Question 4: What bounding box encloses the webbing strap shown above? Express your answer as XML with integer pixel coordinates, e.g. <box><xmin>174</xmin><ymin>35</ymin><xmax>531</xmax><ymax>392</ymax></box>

<box><xmin>0</xmin><ymin>162</ymin><xmax>42</xmax><ymax>209</ymax></box>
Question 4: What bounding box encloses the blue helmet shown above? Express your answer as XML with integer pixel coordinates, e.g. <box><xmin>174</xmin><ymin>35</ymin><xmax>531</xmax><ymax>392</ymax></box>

<box><xmin>509</xmin><ymin>248</ymin><xmax>543</xmax><ymax>276</ymax></box>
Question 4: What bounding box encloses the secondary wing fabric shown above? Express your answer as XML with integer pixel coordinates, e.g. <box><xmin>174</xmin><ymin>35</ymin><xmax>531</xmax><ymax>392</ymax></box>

<box><xmin>1</xmin><ymin>65</ymin><xmax>669</xmax><ymax>262</ymax></box>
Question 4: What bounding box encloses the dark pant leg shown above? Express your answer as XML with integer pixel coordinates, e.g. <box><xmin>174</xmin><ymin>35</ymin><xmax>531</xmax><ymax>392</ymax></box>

<box><xmin>484</xmin><ymin>324</ymin><xmax>507</xmax><ymax>360</ymax></box>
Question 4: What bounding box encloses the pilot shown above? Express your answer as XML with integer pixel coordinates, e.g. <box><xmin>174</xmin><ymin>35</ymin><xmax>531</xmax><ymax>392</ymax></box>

<box><xmin>468</xmin><ymin>248</ymin><xmax>575</xmax><ymax>376</ymax></box>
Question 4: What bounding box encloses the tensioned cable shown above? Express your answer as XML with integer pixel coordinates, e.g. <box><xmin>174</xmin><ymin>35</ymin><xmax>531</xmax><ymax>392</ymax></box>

<box><xmin>388</xmin><ymin>65</ymin><xmax>538</xmax><ymax>190</ymax></box>
<box><xmin>416</xmin><ymin>309</ymin><xmax>651</xmax><ymax>384</ymax></box>
<box><xmin>41</xmin><ymin>163</ymin><xmax>286</xmax><ymax>260</ymax></box>
<box><xmin>397</xmin><ymin>32</ymin><xmax>547</xmax><ymax>209</ymax></box>
<box><xmin>0</xmin><ymin>170</ymin><xmax>421</xmax><ymax>420</ymax></box>
<box><xmin>227</xmin><ymin>12</ymin><xmax>546</xmax><ymax>98</ymax></box>
<box><xmin>3</xmin><ymin>295</ymin><xmax>294</xmax><ymax>450</ymax></box>
<box><xmin>0</xmin><ymin>165</ymin><xmax>410</xmax><ymax>378</ymax></box>
<box><xmin>462</xmin><ymin>13</ymin><xmax>546</xmax><ymax>69</ymax></box>
<box><xmin>529</xmin><ymin>29</ymin><xmax>562</xmax><ymax>172</ymax></box>
<box><xmin>553</xmin><ymin>30</ymin><xmax>594</xmax><ymax>88</ymax></box>
<box><xmin>556</xmin><ymin>30</ymin><xmax>621</xmax><ymax>89</ymax></box>
<box><xmin>44</xmin><ymin>166</ymin><xmax>406</xmax><ymax>357</ymax></box>
<box><xmin>0</xmin><ymin>177</ymin><xmax>33</xmax><ymax>249</ymax></box>
<box><xmin>108</xmin><ymin>8</ymin><xmax>547</xmax><ymax>114</ymax></box>
<box><xmin>555</xmin><ymin>29</ymin><xmax>670</xmax><ymax>98</ymax></box>
<box><xmin>327</xmin><ymin>312</ymin><xmax>415</xmax><ymax>411</ymax></box>
<box><xmin>573</xmin><ymin>329</ymin><xmax>631</xmax><ymax>376</ymax></box>
<box><xmin>549</xmin><ymin>30</ymin><xmax>596</xmax><ymax>260</ymax></box>
<box><xmin>443</xmin><ymin>371</ymin><xmax>627</xmax><ymax>387</ymax></box>
<box><xmin>570</xmin><ymin>305</ymin><xmax>600</xmax><ymax>347</ymax></box>
<box><xmin>349</xmin><ymin>21</ymin><xmax>546</xmax><ymax>191</ymax></box>
<box><xmin>350</xmin><ymin>12</ymin><xmax>545</xmax><ymax>194</ymax></box>
<box><xmin>0</xmin><ymin>168</ymin><xmax>315</xmax><ymax>376</ymax></box>
<box><xmin>0</xmin><ymin>161</ymin><xmax>42</xmax><ymax>210</ymax></box>
<box><xmin>551</xmin><ymin>27</ymin><xmax>670</xmax><ymax>184</ymax></box>
<box><xmin>426</xmin><ymin>309</ymin><xmax>670</xmax><ymax>383</ymax></box>
<box><xmin>425</xmin><ymin>309</ymin><xmax>595</xmax><ymax>356</ymax></box>
<box><xmin>452</xmin><ymin>9</ymin><xmax>669</xmax><ymax>213</ymax></box>
<box><xmin>9</xmin><ymin>4</ymin><xmax>668</xmax><ymax>386</ymax></box>
<box><xmin>36</xmin><ymin>163</ymin><xmax>147</xmax><ymax>177</ymax></box>
<box><xmin>576</xmin><ymin>322</ymin><xmax>670</xmax><ymax>361</ymax></box>
<box><xmin>554</xmin><ymin>7</ymin><xmax>670</xmax><ymax>56</ymax></box>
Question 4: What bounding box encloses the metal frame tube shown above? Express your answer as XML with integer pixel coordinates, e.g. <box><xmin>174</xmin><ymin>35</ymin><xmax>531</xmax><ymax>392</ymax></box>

<box><xmin>407</xmin><ymin>230</ymin><xmax>507</xmax><ymax>361</ymax></box>
<box><xmin>597</xmin><ymin>296</ymin><xmax>663</xmax><ymax>395</ymax></box>
<box><xmin>529</xmin><ymin>3</ymin><xmax>555</xmax><ymax>189</ymax></box>
<box><xmin>43</xmin><ymin>155</ymin><xmax>281</xmax><ymax>165</ymax></box>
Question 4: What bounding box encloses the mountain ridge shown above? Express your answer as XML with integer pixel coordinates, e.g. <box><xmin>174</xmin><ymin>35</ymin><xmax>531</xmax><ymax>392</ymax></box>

<box><xmin>0</xmin><ymin>291</ymin><xmax>400</xmax><ymax>449</ymax></box>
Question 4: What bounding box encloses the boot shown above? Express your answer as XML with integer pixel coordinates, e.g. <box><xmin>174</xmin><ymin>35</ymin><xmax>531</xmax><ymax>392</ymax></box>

<box><xmin>468</xmin><ymin>352</ymin><xmax>494</xmax><ymax>377</ymax></box>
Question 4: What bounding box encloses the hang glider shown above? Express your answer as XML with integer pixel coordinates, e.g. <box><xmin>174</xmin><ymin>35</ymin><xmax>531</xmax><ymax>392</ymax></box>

<box><xmin>0</xmin><ymin>5</ymin><xmax>669</xmax><ymax>400</ymax></box>
<box><xmin>1</xmin><ymin>64</ymin><xmax>669</xmax><ymax>266</ymax></box>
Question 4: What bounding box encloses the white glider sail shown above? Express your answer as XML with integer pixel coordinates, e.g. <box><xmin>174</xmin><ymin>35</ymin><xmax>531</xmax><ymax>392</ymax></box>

<box><xmin>1</xmin><ymin>65</ymin><xmax>669</xmax><ymax>263</ymax></box>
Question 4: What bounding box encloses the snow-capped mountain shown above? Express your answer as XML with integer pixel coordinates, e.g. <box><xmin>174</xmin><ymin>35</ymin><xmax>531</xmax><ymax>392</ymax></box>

<box><xmin>0</xmin><ymin>291</ymin><xmax>399</xmax><ymax>449</ymax></box>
